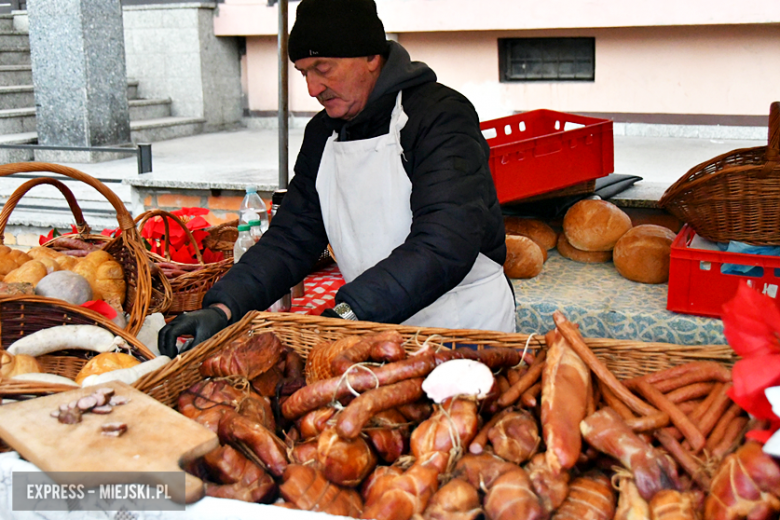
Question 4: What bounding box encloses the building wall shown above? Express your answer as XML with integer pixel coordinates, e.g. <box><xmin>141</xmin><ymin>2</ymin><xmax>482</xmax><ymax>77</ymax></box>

<box><xmin>242</xmin><ymin>24</ymin><xmax>780</xmax><ymax>121</ymax></box>
<box><xmin>124</xmin><ymin>2</ymin><xmax>243</xmax><ymax>131</ymax></box>
<box><xmin>220</xmin><ymin>0</ymin><xmax>780</xmax><ymax>122</ymax></box>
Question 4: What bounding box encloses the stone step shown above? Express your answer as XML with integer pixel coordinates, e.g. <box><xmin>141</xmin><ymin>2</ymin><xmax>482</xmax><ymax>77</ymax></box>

<box><xmin>0</xmin><ymin>204</ymin><xmax>124</xmax><ymax>233</ymax></box>
<box><xmin>0</xmin><ymin>172</ymin><xmax>131</xmax><ymax>205</ymax></box>
<box><xmin>0</xmin><ymin>49</ymin><xmax>29</xmax><ymax>66</ymax></box>
<box><xmin>0</xmin><ymin>105</ymin><xmax>34</xmax><ymax>133</ymax></box>
<box><xmin>129</xmin><ymin>98</ymin><xmax>171</xmax><ymax>121</ymax></box>
<box><xmin>127</xmin><ymin>79</ymin><xmax>139</xmax><ymax>101</ymax></box>
<box><xmin>0</xmin><ymin>16</ymin><xmax>13</xmax><ymax>33</ymax></box>
<box><xmin>0</xmin><ymin>83</ymin><xmax>31</xmax><ymax>109</ymax></box>
<box><xmin>0</xmin><ymin>130</ymin><xmax>35</xmax><ymax>162</ymax></box>
<box><xmin>0</xmin><ymin>64</ymin><xmax>30</xmax><ymax>86</ymax></box>
<box><xmin>0</xmin><ymin>31</ymin><xmax>27</xmax><ymax>52</ymax></box>
<box><xmin>130</xmin><ymin>116</ymin><xmax>205</xmax><ymax>144</ymax></box>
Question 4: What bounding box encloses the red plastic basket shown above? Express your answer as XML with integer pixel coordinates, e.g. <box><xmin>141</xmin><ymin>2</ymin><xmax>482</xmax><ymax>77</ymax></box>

<box><xmin>667</xmin><ymin>224</ymin><xmax>780</xmax><ymax>318</ymax></box>
<box><xmin>480</xmin><ymin>110</ymin><xmax>614</xmax><ymax>204</ymax></box>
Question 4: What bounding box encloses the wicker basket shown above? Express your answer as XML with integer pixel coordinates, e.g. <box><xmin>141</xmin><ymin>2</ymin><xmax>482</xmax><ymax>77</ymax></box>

<box><xmin>202</xmin><ymin>219</ymin><xmax>239</xmax><ymax>260</ymax></box>
<box><xmin>134</xmin><ymin>311</ymin><xmax>737</xmax><ymax>409</ymax></box>
<box><xmin>0</xmin><ymin>162</ymin><xmax>173</xmax><ymax>335</ymax></box>
<box><xmin>659</xmin><ymin>102</ymin><xmax>780</xmax><ymax>245</ymax></box>
<box><xmin>0</xmin><ymin>295</ymin><xmax>156</xmax><ymax>397</ymax></box>
<box><xmin>135</xmin><ymin>209</ymin><xmax>233</xmax><ymax>316</ymax></box>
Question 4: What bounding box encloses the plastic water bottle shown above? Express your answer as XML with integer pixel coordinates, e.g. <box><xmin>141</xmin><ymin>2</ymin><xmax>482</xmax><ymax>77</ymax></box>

<box><xmin>239</xmin><ymin>186</ymin><xmax>269</xmax><ymax>231</ymax></box>
<box><xmin>248</xmin><ymin>219</ymin><xmax>264</xmax><ymax>243</ymax></box>
<box><xmin>232</xmin><ymin>224</ymin><xmax>255</xmax><ymax>262</ymax></box>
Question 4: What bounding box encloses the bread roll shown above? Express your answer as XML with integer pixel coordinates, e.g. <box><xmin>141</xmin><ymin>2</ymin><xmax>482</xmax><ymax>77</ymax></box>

<box><xmin>26</xmin><ymin>246</ymin><xmax>62</xmax><ymax>261</ymax></box>
<box><xmin>4</xmin><ymin>260</ymin><xmax>48</xmax><ymax>287</ymax></box>
<box><xmin>75</xmin><ymin>352</ymin><xmax>140</xmax><ymax>385</ymax></box>
<box><xmin>563</xmin><ymin>200</ymin><xmax>632</xmax><ymax>251</ymax></box>
<box><xmin>83</xmin><ymin>250</ymin><xmax>113</xmax><ymax>267</ymax></box>
<box><xmin>557</xmin><ymin>233</ymin><xmax>612</xmax><ymax>263</ymax></box>
<box><xmin>54</xmin><ymin>255</ymin><xmax>79</xmax><ymax>271</ymax></box>
<box><xmin>95</xmin><ymin>260</ymin><xmax>126</xmax><ymax>303</ymax></box>
<box><xmin>503</xmin><ymin>217</ymin><xmax>558</xmax><ymax>251</ymax></box>
<box><xmin>504</xmin><ymin>235</ymin><xmax>544</xmax><ymax>279</ymax></box>
<box><xmin>0</xmin><ymin>246</ymin><xmax>31</xmax><ymax>275</ymax></box>
<box><xmin>613</xmin><ymin>224</ymin><xmax>677</xmax><ymax>284</ymax></box>
<box><xmin>37</xmin><ymin>257</ymin><xmax>60</xmax><ymax>274</ymax></box>
<box><xmin>71</xmin><ymin>260</ymin><xmax>102</xmax><ymax>300</ymax></box>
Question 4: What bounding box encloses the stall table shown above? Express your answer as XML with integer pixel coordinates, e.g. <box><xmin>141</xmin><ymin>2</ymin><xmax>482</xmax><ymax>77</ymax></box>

<box><xmin>512</xmin><ymin>250</ymin><xmax>725</xmax><ymax>345</ymax></box>
<box><xmin>283</xmin><ymin>251</ymin><xmax>724</xmax><ymax>345</ymax></box>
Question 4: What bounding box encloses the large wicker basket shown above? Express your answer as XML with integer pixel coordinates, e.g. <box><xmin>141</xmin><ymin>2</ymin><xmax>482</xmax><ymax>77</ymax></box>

<box><xmin>134</xmin><ymin>311</ymin><xmax>737</xmax><ymax>409</ymax></box>
<box><xmin>135</xmin><ymin>209</ymin><xmax>233</xmax><ymax>316</ymax></box>
<box><xmin>0</xmin><ymin>162</ymin><xmax>173</xmax><ymax>335</ymax></box>
<box><xmin>659</xmin><ymin>102</ymin><xmax>780</xmax><ymax>245</ymax></box>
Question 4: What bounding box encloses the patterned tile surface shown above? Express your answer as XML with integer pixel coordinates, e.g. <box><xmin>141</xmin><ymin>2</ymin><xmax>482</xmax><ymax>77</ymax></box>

<box><xmin>512</xmin><ymin>251</ymin><xmax>726</xmax><ymax>345</ymax></box>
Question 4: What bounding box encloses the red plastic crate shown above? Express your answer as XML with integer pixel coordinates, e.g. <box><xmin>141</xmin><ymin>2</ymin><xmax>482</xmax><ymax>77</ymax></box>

<box><xmin>667</xmin><ymin>224</ymin><xmax>780</xmax><ymax>318</ymax></box>
<box><xmin>480</xmin><ymin>109</ymin><xmax>614</xmax><ymax>205</ymax></box>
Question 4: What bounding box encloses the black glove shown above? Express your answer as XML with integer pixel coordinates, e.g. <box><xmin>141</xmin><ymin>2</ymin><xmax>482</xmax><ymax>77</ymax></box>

<box><xmin>157</xmin><ymin>306</ymin><xmax>229</xmax><ymax>358</ymax></box>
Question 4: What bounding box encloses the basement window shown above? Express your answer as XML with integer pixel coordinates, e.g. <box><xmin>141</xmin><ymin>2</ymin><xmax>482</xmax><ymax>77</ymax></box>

<box><xmin>499</xmin><ymin>37</ymin><xmax>595</xmax><ymax>82</ymax></box>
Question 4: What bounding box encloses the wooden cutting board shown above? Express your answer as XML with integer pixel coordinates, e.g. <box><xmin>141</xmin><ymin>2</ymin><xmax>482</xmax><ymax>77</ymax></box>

<box><xmin>0</xmin><ymin>380</ymin><xmax>218</xmax><ymax>504</ymax></box>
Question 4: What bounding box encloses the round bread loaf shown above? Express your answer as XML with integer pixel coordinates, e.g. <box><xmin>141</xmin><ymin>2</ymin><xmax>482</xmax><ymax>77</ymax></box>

<box><xmin>503</xmin><ymin>217</ymin><xmax>557</xmax><ymax>251</ymax></box>
<box><xmin>563</xmin><ymin>199</ymin><xmax>632</xmax><ymax>251</ymax></box>
<box><xmin>613</xmin><ymin>224</ymin><xmax>677</xmax><ymax>284</ymax></box>
<box><xmin>557</xmin><ymin>233</ymin><xmax>612</xmax><ymax>263</ymax></box>
<box><xmin>504</xmin><ymin>235</ymin><xmax>544</xmax><ymax>279</ymax></box>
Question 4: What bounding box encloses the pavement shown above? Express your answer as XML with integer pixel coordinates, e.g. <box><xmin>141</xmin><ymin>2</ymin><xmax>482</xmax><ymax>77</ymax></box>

<box><xmin>1</xmin><ymin>123</ymin><xmax>767</xmax><ymax>235</ymax></box>
<box><xmin>50</xmin><ymin>125</ymin><xmax>765</xmax><ymax>189</ymax></box>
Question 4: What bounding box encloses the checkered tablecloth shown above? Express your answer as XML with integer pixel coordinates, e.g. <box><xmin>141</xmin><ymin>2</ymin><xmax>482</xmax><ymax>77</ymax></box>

<box><xmin>289</xmin><ymin>262</ymin><xmax>345</xmax><ymax>315</ymax></box>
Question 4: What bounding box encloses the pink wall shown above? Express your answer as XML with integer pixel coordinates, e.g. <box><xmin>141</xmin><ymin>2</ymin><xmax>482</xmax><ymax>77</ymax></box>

<box><xmin>242</xmin><ymin>23</ymin><xmax>780</xmax><ymax>119</ymax></box>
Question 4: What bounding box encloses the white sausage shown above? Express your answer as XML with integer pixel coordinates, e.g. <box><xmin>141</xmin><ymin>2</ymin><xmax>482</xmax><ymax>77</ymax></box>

<box><xmin>11</xmin><ymin>373</ymin><xmax>80</xmax><ymax>387</ymax></box>
<box><xmin>7</xmin><ymin>325</ymin><xmax>118</xmax><ymax>356</ymax></box>
<box><xmin>80</xmin><ymin>356</ymin><xmax>171</xmax><ymax>387</ymax></box>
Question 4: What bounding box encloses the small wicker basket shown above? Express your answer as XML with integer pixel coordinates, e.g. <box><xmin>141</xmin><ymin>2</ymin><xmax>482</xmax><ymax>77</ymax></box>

<box><xmin>0</xmin><ymin>163</ymin><xmax>173</xmax><ymax>334</ymax></box>
<box><xmin>659</xmin><ymin>102</ymin><xmax>780</xmax><ymax>245</ymax></box>
<box><xmin>0</xmin><ymin>296</ymin><xmax>155</xmax><ymax>397</ymax></box>
<box><xmin>133</xmin><ymin>311</ymin><xmax>737</xmax><ymax>409</ymax></box>
<box><xmin>135</xmin><ymin>209</ymin><xmax>233</xmax><ymax>316</ymax></box>
<box><xmin>202</xmin><ymin>219</ymin><xmax>239</xmax><ymax>260</ymax></box>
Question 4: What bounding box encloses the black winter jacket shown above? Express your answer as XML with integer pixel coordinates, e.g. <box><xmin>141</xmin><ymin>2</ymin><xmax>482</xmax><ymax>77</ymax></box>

<box><xmin>204</xmin><ymin>41</ymin><xmax>506</xmax><ymax>324</ymax></box>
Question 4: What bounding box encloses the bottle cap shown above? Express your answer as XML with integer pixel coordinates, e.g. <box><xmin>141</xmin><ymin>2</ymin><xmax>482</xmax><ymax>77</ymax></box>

<box><xmin>237</xmin><ymin>224</ymin><xmax>250</xmax><ymax>231</ymax></box>
<box><xmin>272</xmin><ymin>189</ymin><xmax>287</xmax><ymax>205</ymax></box>
<box><xmin>248</xmin><ymin>219</ymin><xmax>262</xmax><ymax>226</ymax></box>
<box><xmin>245</xmin><ymin>186</ymin><xmax>258</xmax><ymax>194</ymax></box>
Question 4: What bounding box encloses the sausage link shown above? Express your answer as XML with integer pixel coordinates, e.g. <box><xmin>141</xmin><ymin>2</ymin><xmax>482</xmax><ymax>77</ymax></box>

<box><xmin>335</xmin><ymin>378</ymin><xmax>424</xmax><ymax>439</ymax></box>
<box><xmin>282</xmin><ymin>354</ymin><xmax>438</xmax><ymax>420</ymax></box>
<box><xmin>665</xmin><ymin>382</ymin><xmax>716</xmax><ymax>404</ymax></box>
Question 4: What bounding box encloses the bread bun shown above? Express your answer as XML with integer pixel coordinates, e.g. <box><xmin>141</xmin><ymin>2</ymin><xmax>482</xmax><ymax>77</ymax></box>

<box><xmin>613</xmin><ymin>224</ymin><xmax>677</xmax><ymax>284</ymax></box>
<box><xmin>503</xmin><ymin>217</ymin><xmax>557</xmax><ymax>251</ymax></box>
<box><xmin>557</xmin><ymin>233</ymin><xmax>612</xmax><ymax>263</ymax></box>
<box><xmin>563</xmin><ymin>200</ymin><xmax>632</xmax><ymax>251</ymax></box>
<box><xmin>4</xmin><ymin>260</ymin><xmax>48</xmax><ymax>287</ymax></box>
<box><xmin>504</xmin><ymin>235</ymin><xmax>544</xmax><ymax>279</ymax></box>
<box><xmin>75</xmin><ymin>352</ymin><xmax>141</xmax><ymax>385</ymax></box>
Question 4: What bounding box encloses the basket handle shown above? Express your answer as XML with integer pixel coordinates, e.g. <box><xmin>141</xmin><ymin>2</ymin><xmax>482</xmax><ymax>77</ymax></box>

<box><xmin>0</xmin><ymin>162</ymin><xmax>137</xmax><ymax>234</ymax></box>
<box><xmin>768</xmin><ymin>101</ymin><xmax>779</xmax><ymax>162</ymax></box>
<box><xmin>0</xmin><ymin>177</ymin><xmax>93</xmax><ymax>245</ymax></box>
<box><xmin>134</xmin><ymin>209</ymin><xmax>205</xmax><ymax>265</ymax></box>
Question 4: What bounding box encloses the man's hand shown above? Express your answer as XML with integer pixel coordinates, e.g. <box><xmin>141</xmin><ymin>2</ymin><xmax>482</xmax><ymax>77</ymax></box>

<box><xmin>157</xmin><ymin>306</ymin><xmax>229</xmax><ymax>358</ymax></box>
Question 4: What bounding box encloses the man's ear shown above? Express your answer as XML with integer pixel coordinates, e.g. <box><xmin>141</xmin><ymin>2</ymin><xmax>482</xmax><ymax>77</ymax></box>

<box><xmin>366</xmin><ymin>54</ymin><xmax>383</xmax><ymax>72</ymax></box>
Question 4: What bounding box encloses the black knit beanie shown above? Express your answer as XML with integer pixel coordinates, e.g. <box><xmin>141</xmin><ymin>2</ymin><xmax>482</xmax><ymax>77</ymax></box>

<box><xmin>288</xmin><ymin>0</ymin><xmax>389</xmax><ymax>62</ymax></box>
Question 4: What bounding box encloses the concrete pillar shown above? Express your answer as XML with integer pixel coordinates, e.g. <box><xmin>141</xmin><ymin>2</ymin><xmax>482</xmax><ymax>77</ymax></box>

<box><xmin>28</xmin><ymin>0</ymin><xmax>131</xmax><ymax>163</ymax></box>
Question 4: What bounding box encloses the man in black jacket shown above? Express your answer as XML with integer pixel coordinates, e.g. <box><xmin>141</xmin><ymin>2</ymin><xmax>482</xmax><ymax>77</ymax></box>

<box><xmin>158</xmin><ymin>0</ymin><xmax>515</xmax><ymax>357</ymax></box>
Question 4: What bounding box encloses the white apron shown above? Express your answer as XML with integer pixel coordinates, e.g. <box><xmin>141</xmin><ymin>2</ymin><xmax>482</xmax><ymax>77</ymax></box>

<box><xmin>316</xmin><ymin>92</ymin><xmax>515</xmax><ymax>332</ymax></box>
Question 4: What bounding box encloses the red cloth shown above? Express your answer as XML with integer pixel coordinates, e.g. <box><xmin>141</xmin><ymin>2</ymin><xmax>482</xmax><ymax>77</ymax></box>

<box><xmin>289</xmin><ymin>262</ymin><xmax>345</xmax><ymax>315</ymax></box>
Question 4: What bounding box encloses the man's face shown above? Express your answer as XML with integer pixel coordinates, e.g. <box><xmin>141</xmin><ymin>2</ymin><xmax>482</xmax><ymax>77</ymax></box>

<box><xmin>294</xmin><ymin>55</ymin><xmax>382</xmax><ymax>120</ymax></box>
